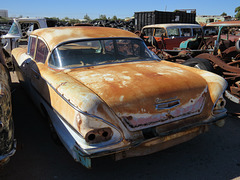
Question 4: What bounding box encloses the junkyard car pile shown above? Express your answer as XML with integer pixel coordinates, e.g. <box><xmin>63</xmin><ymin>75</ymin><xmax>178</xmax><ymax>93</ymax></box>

<box><xmin>10</xmin><ymin>26</ymin><xmax>227</xmax><ymax>168</ymax></box>
<box><xmin>177</xmin><ymin>21</ymin><xmax>240</xmax><ymax>105</ymax></box>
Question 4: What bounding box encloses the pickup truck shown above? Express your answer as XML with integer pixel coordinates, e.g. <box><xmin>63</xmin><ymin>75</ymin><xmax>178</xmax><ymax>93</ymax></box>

<box><xmin>0</xmin><ymin>18</ymin><xmax>48</xmax><ymax>68</ymax></box>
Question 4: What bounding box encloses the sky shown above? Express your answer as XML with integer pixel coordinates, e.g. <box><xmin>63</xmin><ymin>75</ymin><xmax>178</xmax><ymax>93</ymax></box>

<box><xmin>1</xmin><ymin>0</ymin><xmax>239</xmax><ymax>20</ymax></box>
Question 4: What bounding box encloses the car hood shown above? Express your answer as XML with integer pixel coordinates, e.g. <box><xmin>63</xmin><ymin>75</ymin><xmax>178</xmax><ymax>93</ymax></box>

<box><xmin>64</xmin><ymin>60</ymin><xmax>213</xmax><ymax>131</ymax></box>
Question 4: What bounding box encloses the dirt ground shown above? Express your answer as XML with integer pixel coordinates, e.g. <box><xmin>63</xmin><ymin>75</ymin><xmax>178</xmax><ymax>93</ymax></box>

<box><xmin>0</xmin><ymin>72</ymin><xmax>240</xmax><ymax>180</ymax></box>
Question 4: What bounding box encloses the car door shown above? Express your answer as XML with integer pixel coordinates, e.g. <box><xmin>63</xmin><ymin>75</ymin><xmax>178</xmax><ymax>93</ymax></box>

<box><xmin>29</xmin><ymin>37</ymin><xmax>49</xmax><ymax>102</ymax></box>
<box><xmin>16</xmin><ymin>35</ymin><xmax>37</xmax><ymax>92</ymax></box>
<box><xmin>164</xmin><ymin>27</ymin><xmax>182</xmax><ymax>49</ymax></box>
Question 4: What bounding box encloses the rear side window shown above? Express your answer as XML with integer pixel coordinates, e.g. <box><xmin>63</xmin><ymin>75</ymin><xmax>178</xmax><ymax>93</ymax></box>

<box><xmin>35</xmin><ymin>39</ymin><xmax>49</xmax><ymax>63</ymax></box>
<box><xmin>193</xmin><ymin>28</ymin><xmax>202</xmax><ymax>36</ymax></box>
<box><xmin>28</xmin><ymin>36</ymin><xmax>37</xmax><ymax>58</ymax></box>
<box><xmin>181</xmin><ymin>28</ymin><xmax>191</xmax><ymax>37</ymax></box>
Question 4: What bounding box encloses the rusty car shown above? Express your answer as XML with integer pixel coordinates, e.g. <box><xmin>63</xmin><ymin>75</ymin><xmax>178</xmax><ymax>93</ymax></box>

<box><xmin>0</xmin><ymin>49</ymin><xmax>16</xmax><ymax>166</ymax></box>
<box><xmin>11</xmin><ymin>26</ymin><xmax>227</xmax><ymax>168</ymax></box>
<box><xmin>141</xmin><ymin>23</ymin><xmax>202</xmax><ymax>50</ymax></box>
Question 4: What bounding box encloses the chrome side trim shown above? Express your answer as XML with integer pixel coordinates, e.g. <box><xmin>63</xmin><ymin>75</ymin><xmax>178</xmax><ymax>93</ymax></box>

<box><xmin>40</xmin><ymin>97</ymin><xmax>123</xmax><ymax>153</ymax></box>
<box><xmin>30</xmin><ymin>67</ymin><xmax>123</xmax><ymax>138</ymax></box>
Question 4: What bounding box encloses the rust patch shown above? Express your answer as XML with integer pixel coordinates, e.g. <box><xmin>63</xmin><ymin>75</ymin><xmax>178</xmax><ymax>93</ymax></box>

<box><xmin>31</xmin><ymin>26</ymin><xmax>140</xmax><ymax>51</ymax></box>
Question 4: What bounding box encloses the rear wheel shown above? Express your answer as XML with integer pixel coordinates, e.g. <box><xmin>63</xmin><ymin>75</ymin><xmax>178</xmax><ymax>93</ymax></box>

<box><xmin>182</xmin><ymin>58</ymin><xmax>214</xmax><ymax>72</ymax></box>
<box><xmin>40</xmin><ymin>104</ymin><xmax>62</xmax><ymax>145</ymax></box>
<box><xmin>47</xmin><ymin>117</ymin><xmax>62</xmax><ymax>146</ymax></box>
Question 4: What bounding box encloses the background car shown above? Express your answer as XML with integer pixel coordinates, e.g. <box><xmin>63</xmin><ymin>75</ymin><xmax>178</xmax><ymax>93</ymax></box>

<box><xmin>12</xmin><ymin>26</ymin><xmax>227</xmax><ymax>168</ymax></box>
<box><xmin>141</xmin><ymin>23</ymin><xmax>202</xmax><ymax>50</ymax></box>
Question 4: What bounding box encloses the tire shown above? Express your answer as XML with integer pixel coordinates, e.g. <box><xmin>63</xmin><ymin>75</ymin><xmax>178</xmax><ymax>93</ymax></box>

<box><xmin>48</xmin><ymin>118</ymin><xmax>62</xmax><ymax>146</ymax></box>
<box><xmin>40</xmin><ymin>104</ymin><xmax>62</xmax><ymax>146</ymax></box>
<box><xmin>182</xmin><ymin>58</ymin><xmax>214</xmax><ymax>72</ymax></box>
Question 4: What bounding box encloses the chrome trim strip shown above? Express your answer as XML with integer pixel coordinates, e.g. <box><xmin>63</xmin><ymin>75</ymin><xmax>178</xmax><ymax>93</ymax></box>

<box><xmin>32</xmin><ymin>88</ymin><xmax>124</xmax><ymax>151</ymax></box>
<box><xmin>55</xmin><ymin>109</ymin><xmax>123</xmax><ymax>150</ymax></box>
<box><xmin>30</xmin><ymin>67</ymin><xmax>122</xmax><ymax>135</ymax></box>
<box><xmin>29</xmin><ymin>80</ymin><xmax>124</xmax><ymax>151</ymax></box>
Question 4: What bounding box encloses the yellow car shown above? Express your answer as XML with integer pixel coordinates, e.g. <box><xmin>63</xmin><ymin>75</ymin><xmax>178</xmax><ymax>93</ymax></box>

<box><xmin>12</xmin><ymin>26</ymin><xmax>227</xmax><ymax>168</ymax></box>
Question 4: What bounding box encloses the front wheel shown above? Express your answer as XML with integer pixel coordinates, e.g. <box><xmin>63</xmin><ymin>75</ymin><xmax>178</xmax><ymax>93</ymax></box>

<box><xmin>182</xmin><ymin>58</ymin><xmax>214</xmax><ymax>72</ymax></box>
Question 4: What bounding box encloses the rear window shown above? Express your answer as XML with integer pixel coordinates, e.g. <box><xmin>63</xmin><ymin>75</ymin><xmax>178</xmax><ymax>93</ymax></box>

<box><xmin>49</xmin><ymin>38</ymin><xmax>159</xmax><ymax>68</ymax></box>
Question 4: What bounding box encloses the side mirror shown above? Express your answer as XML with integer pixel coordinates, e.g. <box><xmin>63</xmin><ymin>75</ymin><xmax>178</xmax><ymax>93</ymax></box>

<box><xmin>236</xmin><ymin>39</ymin><xmax>240</xmax><ymax>52</ymax></box>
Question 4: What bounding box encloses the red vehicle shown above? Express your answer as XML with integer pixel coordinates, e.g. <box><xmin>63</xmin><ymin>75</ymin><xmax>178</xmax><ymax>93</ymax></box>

<box><xmin>141</xmin><ymin>23</ymin><xmax>202</xmax><ymax>50</ymax></box>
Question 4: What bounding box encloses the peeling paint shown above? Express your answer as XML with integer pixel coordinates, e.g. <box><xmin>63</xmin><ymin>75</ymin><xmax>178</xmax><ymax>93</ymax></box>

<box><xmin>119</xmin><ymin>95</ymin><xmax>124</xmax><ymax>102</ymax></box>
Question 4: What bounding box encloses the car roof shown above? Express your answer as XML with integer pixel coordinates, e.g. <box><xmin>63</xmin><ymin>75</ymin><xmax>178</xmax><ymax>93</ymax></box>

<box><xmin>142</xmin><ymin>23</ymin><xmax>201</xmax><ymax>29</ymax></box>
<box><xmin>31</xmin><ymin>26</ymin><xmax>140</xmax><ymax>51</ymax></box>
<box><xmin>206</xmin><ymin>21</ymin><xmax>240</xmax><ymax>27</ymax></box>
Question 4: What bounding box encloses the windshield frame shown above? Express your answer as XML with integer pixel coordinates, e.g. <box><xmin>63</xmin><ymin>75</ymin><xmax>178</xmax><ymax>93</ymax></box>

<box><xmin>48</xmin><ymin>37</ymin><xmax>160</xmax><ymax>69</ymax></box>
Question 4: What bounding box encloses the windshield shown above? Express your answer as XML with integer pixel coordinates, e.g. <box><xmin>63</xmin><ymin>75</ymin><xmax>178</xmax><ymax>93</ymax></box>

<box><xmin>8</xmin><ymin>22</ymin><xmax>19</xmax><ymax>35</ymax></box>
<box><xmin>49</xmin><ymin>38</ymin><xmax>159</xmax><ymax>68</ymax></box>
